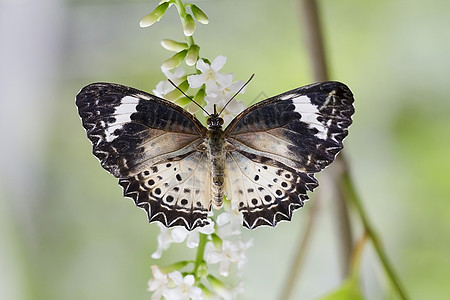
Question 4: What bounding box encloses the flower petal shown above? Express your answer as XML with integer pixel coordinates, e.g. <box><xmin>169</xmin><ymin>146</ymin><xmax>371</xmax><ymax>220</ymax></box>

<box><xmin>187</xmin><ymin>73</ymin><xmax>207</xmax><ymax>88</ymax></box>
<box><xmin>210</xmin><ymin>55</ymin><xmax>227</xmax><ymax>71</ymax></box>
<box><xmin>214</xmin><ymin>72</ymin><xmax>234</xmax><ymax>88</ymax></box>
<box><xmin>184</xmin><ymin>274</ymin><xmax>196</xmax><ymax>286</ymax></box>
<box><xmin>186</xmin><ymin>232</ymin><xmax>200</xmax><ymax>248</ymax></box>
<box><xmin>199</xmin><ymin>221</ymin><xmax>215</xmax><ymax>234</ymax></box>
<box><xmin>195</xmin><ymin>58</ymin><xmax>210</xmax><ymax>73</ymax></box>
<box><xmin>168</xmin><ymin>271</ymin><xmax>184</xmax><ymax>285</ymax></box>
<box><xmin>172</xmin><ymin>227</ymin><xmax>189</xmax><ymax>243</ymax></box>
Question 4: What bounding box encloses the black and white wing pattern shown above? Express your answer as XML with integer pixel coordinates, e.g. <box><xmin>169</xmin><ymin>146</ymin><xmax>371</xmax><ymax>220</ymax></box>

<box><xmin>76</xmin><ymin>81</ymin><xmax>354</xmax><ymax>231</ymax></box>
<box><xmin>224</xmin><ymin>81</ymin><xmax>354</xmax><ymax>229</ymax></box>
<box><xmin>76</xmin><ymin>83</ymin><xmax>211</xmax><ymax>229</ymax></box>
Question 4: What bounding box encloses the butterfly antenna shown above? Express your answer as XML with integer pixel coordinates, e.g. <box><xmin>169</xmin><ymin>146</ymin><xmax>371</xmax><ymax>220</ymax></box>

<box><xmin>167</xmin><ymin>79</ymin><xmax>210</xmax><ymax>116</ymax></box>
<box><xmin>218</xmin><ymin>74</ymin><xmax>255</xmax><ymax>116</ymax></box>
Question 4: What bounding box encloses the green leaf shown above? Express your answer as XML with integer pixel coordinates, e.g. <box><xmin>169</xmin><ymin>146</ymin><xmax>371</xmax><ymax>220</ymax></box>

<box><xmin>139</xmin><ymin>2</ymin><xmax>170</xmax><ymax>27</ymax></box>
<box><xmin>316</xmin><ymin>279</ymin><xmax>365</xmax><ymax>300</ymax></box>
<box><xmin>190</xmin><ymin>5</ymin><xmax>209</xmax><ymax>24</ymax></box>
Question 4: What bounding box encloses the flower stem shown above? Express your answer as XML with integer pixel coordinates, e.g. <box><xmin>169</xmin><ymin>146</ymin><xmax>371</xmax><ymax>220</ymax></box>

<box><xmin>173</xmin><ymin>0</ymin><xmax>186</xmax><ymax>17</ymax></box>
<box><xmin>173</xmin><ymin>0</ymin><xmax>196</xmax><ymax>47</ymax></box>
<box><xmin>193</xmin><ymin>233</ymin><xmax>208</xmax><ymax>279</ymax></box>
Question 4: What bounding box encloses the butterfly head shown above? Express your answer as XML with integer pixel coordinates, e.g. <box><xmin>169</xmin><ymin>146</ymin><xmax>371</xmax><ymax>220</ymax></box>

<box><xmin>206</xmin><ymin>105</ymin><xmax>224</xmax><ymax>129</ymax></box>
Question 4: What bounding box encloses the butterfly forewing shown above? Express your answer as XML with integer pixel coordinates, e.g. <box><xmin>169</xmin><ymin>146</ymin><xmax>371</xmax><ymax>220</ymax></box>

<box><xmin>76</xmin><ymin>83</ymin><xmax>211</xmax><ymax>229</ymax></box>
<box><xmin>224</xmin><ymin>81</ymin><xmax>354</xmax><ymax>228</ymax></box>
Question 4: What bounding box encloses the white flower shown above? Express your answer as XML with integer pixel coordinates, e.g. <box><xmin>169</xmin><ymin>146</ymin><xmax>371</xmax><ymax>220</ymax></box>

<box><xmin>205</xmin><ymin>239</ymin><xmax>253</xmax><ymax>277</ymax></box>
<box><xmin>213</xmin><ymin>98</ymin><xmax>246</xmax><ymax>126</ymax></box>
<box><xmin>152</xmin><ymin>221</ymin><xmax>215</xmax><ymax>259</ymax></box>
<box><xmin>203</xmin><ymin>80</ymin><xmax>247</xmax><ymax>125</ymax></box>
<box><xmin>153</xmin><ymin>67</ymin><xmax>185</xmax><ymax>97</ymax></box>
<box><xmin>172</xmin><ymin>221</ymin><xmax>215</xmax><ymax>248</ymax></box>
<box><xmin>187</xmin><ymin>56</ymin><xmax>234</xmax><ymax>96</ymax></box>
<box><xmin>162</xmin><ymin>271</ymin><xmax>204</xmax><ymax>300</ymax></box>
<box><xmin>216</xmin><ymin>206</ymin><xmax>244</xmax><ymax>238</ymax></box>
<box><xmin>152</xmin><ymin>223</ymin><xmax>175</xmax><ymax>259</ymax></box>
<box><xmin>148</xmin><ymin>265</ymin><xmax>170</xmax><ymax>300</ymax></box>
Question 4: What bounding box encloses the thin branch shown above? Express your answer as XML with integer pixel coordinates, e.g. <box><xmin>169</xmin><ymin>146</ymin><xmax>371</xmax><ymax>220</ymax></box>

<box><xmin>341</xmin><ymin>168</ymin><xmax>409</xmax><ymax>300</ymax></box>
<box><xmin>295</xmin><ymin>1</ymin><xmax>409</xmax><ymax>299</ymax></box>
<box><xmin>300</xmin><ymin>0</ymin><xmax>354</xmax><ymax>277</ymax></box>
<box><xmin>299</xmin><ymin>0</ymin><xmax>328</xmax><ymax>82</ymax></box>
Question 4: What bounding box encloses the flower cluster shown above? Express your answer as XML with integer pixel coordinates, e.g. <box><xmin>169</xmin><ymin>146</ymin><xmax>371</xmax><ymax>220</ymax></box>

<box><xmin>148</xmin><ymin>56</ymin><xmax>253</xmax><ymax>299</ymax></box>
<box><xmin>148</xmin><ymin>202</ymin><xmax>252</xmax><ymax>299</ymax></box>
<box><xmin>154</xmin><ymin>56</ymin><xmax>247</xmax><ymax>125</ymax></box>
<box><xmin>141</xmin><ymin>2</ymin><xmax>252</xmax><ymax>298</ymax></box>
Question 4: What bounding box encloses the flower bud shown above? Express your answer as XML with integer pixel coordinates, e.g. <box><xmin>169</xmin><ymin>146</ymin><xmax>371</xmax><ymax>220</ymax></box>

<box><xmin>183</xmin><ymin>14</ymin><xmax>196</xmax><ymax>36</ymax></box>
<box><xmin>190</xmin><ymin>5</ymin><xmax>209</xmax><ymax>24</ymax></box>
<box><xmin>210</xmin><ymin>233</ymin><xmax>223</xmax><ymax>249</ymax></box>
<box><xmin>193</xmin><ymin>88</ymin><xmax>206</xmax><ymax>106</ymax></box>
<box><xmin>159</xmin><ymin>261</ymin><xmax>190</xmax><ymax>273</ymax></box>
<box><xmin>207</xmin><ymin>275</ymin><xmax>226</xmax><ymax>289</ymax></box>
<box><xmin>161</xmin><ymin>50</ymin><xmax>187</xmax><ymax>70</ymax></box>
<box><xmin>185</xmin><ymin>45</ymin><xmax>200</xmax><ymax>66</ymax></box>
<box><xmin>196</xmin><ymin>261</ymin><xmax>209</xmax><ymax>278</ymax></box>
<box><xmin>139</xmin><ymin>2</ymin><xmax>170</xmax><ymax>27</ymax></box>
<box><xmin>175</xmin><ymin>96</ymin><xmax>192</xmax><ymax>107</ymax></box>
<box><xmin>165</xmin><ymin>80</ymin><xmax>189</xmax><ymax>101</ymax></box>
<box><xmin>161</xmin><ymin>39</ymin><xmax>189</xmax><ymax>52</ymax></box>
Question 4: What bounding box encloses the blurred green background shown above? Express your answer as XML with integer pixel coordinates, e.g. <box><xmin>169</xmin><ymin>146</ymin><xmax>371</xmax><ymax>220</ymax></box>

<box><xmin>1</xmin><ymin>0</ymin><xmax>449</xmax><ymax>299</ymax></box>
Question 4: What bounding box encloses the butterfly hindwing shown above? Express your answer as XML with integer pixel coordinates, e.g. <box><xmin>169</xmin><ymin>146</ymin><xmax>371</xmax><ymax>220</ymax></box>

<box><xmin>225</xmin><ymin>151</ymin><xmax>319</xmax><ymax>229</ymax></box>
<box><xmin>119</xmin><ymin>151</ymin><xmax>212</xmax><ymax>229</ymax></box>
<box><xmin>224</xmin><ymin>81</ymin><xmax>354</xmax><ymax>228</ymax></box>
<box><xmin>76</xmin><ymin>83</ymin><xmax>211</xmax><ymax>229</ymax></box>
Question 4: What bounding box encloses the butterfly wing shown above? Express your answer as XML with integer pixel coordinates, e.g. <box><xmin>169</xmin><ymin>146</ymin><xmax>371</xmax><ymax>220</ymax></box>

<box><xmin>224</xmin><ymin>81</ymin><xmax>354</xmax><ymax>228</ymax></box>
<box><xmin>76</xmin><ymin>83</ymin><xmax>211</xmax><ymax>229</ymax></box>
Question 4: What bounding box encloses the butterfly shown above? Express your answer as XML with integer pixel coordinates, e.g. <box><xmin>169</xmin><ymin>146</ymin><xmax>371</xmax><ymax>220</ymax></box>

<box><xmin>76</xmin><ymin>80</ymin><xmax>354</xmax><ymax>230</ymax></box>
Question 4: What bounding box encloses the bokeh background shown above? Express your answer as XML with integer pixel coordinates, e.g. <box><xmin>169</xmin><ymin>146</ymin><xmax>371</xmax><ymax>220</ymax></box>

<box><xmin>1</xmin><ymin>0</ymin><xmax>449</xmax><ymax>299</ymax></box>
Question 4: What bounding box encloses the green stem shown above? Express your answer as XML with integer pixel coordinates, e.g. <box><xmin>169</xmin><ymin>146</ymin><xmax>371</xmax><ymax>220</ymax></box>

<box><xmin>193</xmin><ymin>233</ymin><xmax>208</xmax><ymax>279</ymax></box>
<box><xmin>173</xmin><ymin>0</ymin><xmax>196</xmax><ymax>47</ymax></box>
<box><xmin>341</xmin><ymin>169</ymin><xmax>409</xmax><ymax>300</ymax></box>
<box><xmin>173</xmin><ymin>0</ymin><xmax>186</xmax><ymax>17</ymax></box>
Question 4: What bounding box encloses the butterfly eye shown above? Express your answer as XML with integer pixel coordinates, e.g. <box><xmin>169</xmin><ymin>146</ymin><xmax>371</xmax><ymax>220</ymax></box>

<box><xmin>206</xmin><ymin>118</ymin><xmax>211</xmax><ymax>125</ymax></box>
<box><xmin>219</xmin><ymin>118</ymin><xmax>224</xmax><ymax>125</ymax></box>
